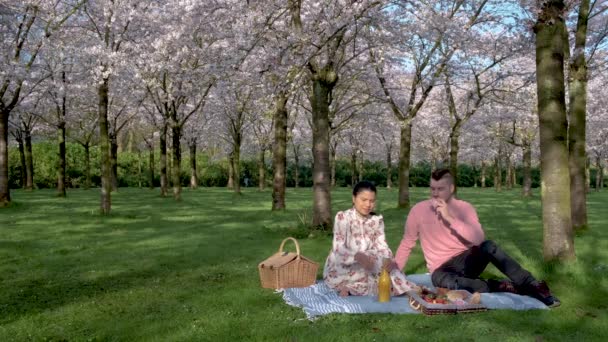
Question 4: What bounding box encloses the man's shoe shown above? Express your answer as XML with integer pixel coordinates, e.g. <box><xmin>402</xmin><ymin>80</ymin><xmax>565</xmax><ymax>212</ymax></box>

<box><xmin>524</xmin><ymin>281</ymin><xmax>561</xmax><ymax>308</ymax></box>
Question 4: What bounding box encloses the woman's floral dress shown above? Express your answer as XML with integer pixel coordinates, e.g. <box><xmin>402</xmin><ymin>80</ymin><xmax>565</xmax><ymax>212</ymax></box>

<box><xmin>323</xmin><ymin>208</ymin><xmax>417</xmax><ymax>296</ymax></box>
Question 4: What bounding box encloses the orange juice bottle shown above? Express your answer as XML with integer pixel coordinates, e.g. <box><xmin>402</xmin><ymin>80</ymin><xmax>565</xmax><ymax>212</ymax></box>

<box><xmin>378</xmin><ymin>260</ymin><xmax>391</xmax><ymax>302</ymax></box>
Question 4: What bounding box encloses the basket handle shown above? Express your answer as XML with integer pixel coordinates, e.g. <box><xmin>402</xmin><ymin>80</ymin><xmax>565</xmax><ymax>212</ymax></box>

<box><xmin>409</xmin><ymin>296</ymin><xmax>422</xmax><ymax>311</ymax></box>
<box><xmin>278</xmin><ymin>237</ymin><xmax>301</xmax><ymax>257</ymax></box>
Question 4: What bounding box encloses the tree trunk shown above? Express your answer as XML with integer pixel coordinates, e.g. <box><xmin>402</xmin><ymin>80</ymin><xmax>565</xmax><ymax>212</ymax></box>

<box><xmin>534</xmin><ymin>1</ymin><xmax>576</xmax><ymax>261</ymax></box>
<box><xmin>24</xmin><ymin>128</ymin><xmax>34</xmax><ymax>190</ymax></box>
<box><xmin>233</xmin><ymin>145</ymin><xmax>241</xmax><ymax>194</ymax></box>
<box><xmin>98</xmin><ymin>78</ymin><xmax>112</xmax><ymax>214</ymax></box>
<box><xmin>272</xmin><ymin>93</ymin><xmax>288</xmax><ymax>209</ymax></box>
<box><xmin>357</xmin><ymin>151</ymin><xmax>363</xmax><ymax>184</ymax></box>
<box><xmin>57</xmin><ymin>71</ymin><xmax>67</xmax><ymax>197</ymax></box>
<box><xmin>310</xmin><ymin>70</ymin><xmax>335</xmax><ymax>229</ymax></box>
<box><xmin>294</xmin><ymin>145</ymin><xmax>300</xmax><ymax>189</ymax></box>
<box><xmin>258</xmin><ymin>149</ymin><xmax>265</xmax><ymax>191</ymax></box>
<box><xmin>17</xmin><ymin>135</ymin><xmax>26</xmax><ymax>188</ymax></box>
<box><xmin>397</xmin><ymin>123</ymin><xmax>413</xmax><ymax>208</ymax></box>
<box><xmin>137</xmin><ymin>151</ymin><xmax>142</xmax><ymax>188</ymax></box>
<box><xmin>568</xmin><ymin>0</ymin><xmax>590</xmax><ymax>232</ymax></box>
<box><xmin>159</xmin><ymin>124</ymin><xmax>168</xmax><ymax>196</ymax></box>
<box><xmin>494</xmin><ymin>155</ymin><xmax>502</xmax><ymax>192</ymax></box>
<box><xmin>522</xmin><ymin>144</ymin><xmax>532</xmax><ymax>197</ymax></box>
<box><xmin>57</xmin><ymin>121</ymin><xmax>67</xmax><ymax>197</ymax></box>
<box><xmin>148</xmin><ymin>143</ymin><xmax>154</xmax><ymax>189</ymax></box>
<box><xmin>330</xmin><ymin>142</ymin><xmax>337</xmax><ymax>188</ymax></box>
<box><xmin>595</xmin><ymin>157</ymin><xmax>601</xmax><ymax>191</ymax></box>
<box><xmin>227</xmin><ymin>152</ymin><xmax>234</xmax><ymax>189</ymax></box>
<box><xmin>84</xmin><ymin>143</ymin><xmax>91</xmax><ymax>190</ymax></box>
<box><xmin>505</xmin><ymin>157</ymin><xmax>513</xmax><ymax>190</ymax></box>
<box><xmin>0</xmin><ymin>108</ymin><xmax>10</xmax><ymax>206</ymax></box>
<box><xmin>386</xmin><ymin>147</ymin><xmax>392</xmax><ymax>189</ymax></box>
<box><xmin>189</xmin><ymin>141</ymin><xmax>198</xmax><ymax>189</ymax></box>
<box><xmin>481</xmin><ymin>161</ymin><xmax>486</xmax><ymax>188</ymax></box>
<box><xmin>127</xmin><ymin>129</ymin><xmax>134</xmax><ymax>153</ymax></box>
<box><xmin>351</xmin><ymin>148</ymin><xmax>357</xmax><ymax>187</ymax></box>
<box><xmin>167</xmin><ymin>137</ymin><xmax>172</xmax><ymax>187</ymax></box>
<box><xmin>171</xmin><ymin>124</ymin><xmax>182</xmax><ymax>201</ymax></box>
<box><xmin>585</xmin><ymin>157</ymin><xmax>590</xmax><ymax>193</ymax></box>
<box><xmin>472</xmin><ymin>166</ymin><xmax>478</xmax><ymax>187</ymax></box>
<box><xmin>110</xmin><ymin>134</ymin><xmax>118</xmax><ymax>191</ymax></box>
<box><xmin>449</xmin><ymin>126</ymin><xmax>460</xmax><ymax>194</ymax></box>
<box><xmin>431</xmin><ymin>137</ymin><xmax>439</xmax><ymax>172</ymax></box>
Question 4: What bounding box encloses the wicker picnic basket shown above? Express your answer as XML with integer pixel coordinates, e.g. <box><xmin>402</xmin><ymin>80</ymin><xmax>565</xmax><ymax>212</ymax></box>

<box><xmin>258</xmin><ymin>237</ymin><xmax>319</xmax><ymax>289</ymax></box>
<box><xmin>407</xmin><ymin>290</ymin><xmax>487</xmax><ymax>316</ymax></box>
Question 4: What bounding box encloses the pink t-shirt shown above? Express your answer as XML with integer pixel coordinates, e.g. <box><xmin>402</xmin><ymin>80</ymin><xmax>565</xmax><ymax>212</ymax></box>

<box><xmin>394</xmin><ymin>198</ymin><xmax>485</xmax><ymax>274</ymax></box>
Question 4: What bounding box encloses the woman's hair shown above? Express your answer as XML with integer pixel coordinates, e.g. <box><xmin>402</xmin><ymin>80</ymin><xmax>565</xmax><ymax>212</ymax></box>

<box><xmin>353</xmin><ymin>180</ymin><xmax>377</xmax><ymax>196</ymax></box>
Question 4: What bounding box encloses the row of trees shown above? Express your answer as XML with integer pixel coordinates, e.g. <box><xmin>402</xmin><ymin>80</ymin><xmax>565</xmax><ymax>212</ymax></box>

<box><xmin>15</xmin><ymin>140</ymin><xmax>605</xmax><ymax>189</ymax></box>
<box><xmin>2</xmin><ymin>1</ymin><xmax>608</xmax><ymax>261</ymax></box>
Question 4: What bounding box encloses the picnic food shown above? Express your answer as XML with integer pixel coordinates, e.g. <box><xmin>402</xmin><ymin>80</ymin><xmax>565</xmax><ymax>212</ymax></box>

<box><xmin>420</xmin><ymin>288</ymin><xmax>449</xmax><ymax>304</ymax></box>
<box><xmin>418</xmin><ymin>288</ymin><xmax>479</xmax><ymax>305</ymax></box>
<box><xmin>408</xmin><ymin>288</ymin><xmax>487</xmax><ymax>315</ymax></box>
<box><xmin>446</xmin><ymin>290</ymin><xmax>467</xmax><ymax>301</ymax></box>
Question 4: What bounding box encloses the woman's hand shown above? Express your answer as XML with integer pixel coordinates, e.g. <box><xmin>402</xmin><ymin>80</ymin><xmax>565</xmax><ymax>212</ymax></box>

<box><xmin>354</xmin><ymin>252</ymin><xmax>375</xmax><ymax>271</ymax></box>
<box><xmin>385</xmin><ymin>260</ymin><xmax>400</xmax><ymax>272</ymax></box>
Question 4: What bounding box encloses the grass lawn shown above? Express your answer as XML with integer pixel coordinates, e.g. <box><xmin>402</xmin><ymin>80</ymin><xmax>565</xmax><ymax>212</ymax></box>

<box><xmin>1</xmin><ymin>187</ymin><xmax>607</xmax><ymax>341</ymax></box>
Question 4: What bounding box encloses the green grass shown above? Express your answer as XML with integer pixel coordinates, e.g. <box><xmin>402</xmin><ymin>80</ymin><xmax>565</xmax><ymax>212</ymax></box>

<box><xmin>1</xmin><ymin>187</ymin><xmax>606</xmax><ymax>341</ymax></box>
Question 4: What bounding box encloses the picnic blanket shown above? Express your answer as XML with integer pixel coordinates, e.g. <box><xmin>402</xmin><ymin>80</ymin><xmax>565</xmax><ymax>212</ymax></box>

<box><xmin>280</xmin><ymin>274</ymin><xmax>548</xmax><ymax>319</ymax></box>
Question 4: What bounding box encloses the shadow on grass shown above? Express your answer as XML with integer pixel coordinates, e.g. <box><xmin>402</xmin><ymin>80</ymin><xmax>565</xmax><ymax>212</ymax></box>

<box><xmin>1</xmin><ymin>187</ymin><xmax>607</xmax><ymax>341</ymax></box>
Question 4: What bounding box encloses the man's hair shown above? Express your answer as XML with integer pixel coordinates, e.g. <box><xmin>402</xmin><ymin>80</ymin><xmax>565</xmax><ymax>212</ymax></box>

<box><xmin>431</xmin><ymin>168</ymin><xmax>454</xmax><ymax>184</ymax></box>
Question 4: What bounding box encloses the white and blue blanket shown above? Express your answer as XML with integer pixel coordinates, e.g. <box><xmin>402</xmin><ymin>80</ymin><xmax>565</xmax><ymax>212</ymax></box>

<box><xmin>280</xmin><ymin>274</ymin><xmax>548</xmax><ymax>320</ymax></box>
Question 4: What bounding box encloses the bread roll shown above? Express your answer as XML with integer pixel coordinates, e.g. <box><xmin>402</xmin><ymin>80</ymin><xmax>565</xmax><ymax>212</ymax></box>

<box><xmin>446</xmin><ymin>290</ymin><xmax>467</xmax><ymax>301</ymax></box>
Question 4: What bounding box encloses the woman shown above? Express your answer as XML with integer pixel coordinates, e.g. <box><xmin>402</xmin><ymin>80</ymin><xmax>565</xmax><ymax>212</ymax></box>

<box><xmin>323</xmin><ymin>181</ymin><xmax>418</xmax><ymax>296</ymax></box>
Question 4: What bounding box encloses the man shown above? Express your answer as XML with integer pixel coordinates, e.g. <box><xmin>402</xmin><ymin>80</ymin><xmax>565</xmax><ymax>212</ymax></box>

<box><xmin>393</xmin><ymin>168</ymin><xmax>560</xmax><ymax>307</ymax></box>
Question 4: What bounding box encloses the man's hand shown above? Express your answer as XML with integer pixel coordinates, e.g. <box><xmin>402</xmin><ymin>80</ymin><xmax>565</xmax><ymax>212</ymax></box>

<box><xmin>434</xmin><ymin>198</ymin><xmax>454</xmax><ymax>224</ymax></box>
<box><xmin>354</xmin><ymin>252</ymin><xmax>375</xmax><ymax>271</ymax></box>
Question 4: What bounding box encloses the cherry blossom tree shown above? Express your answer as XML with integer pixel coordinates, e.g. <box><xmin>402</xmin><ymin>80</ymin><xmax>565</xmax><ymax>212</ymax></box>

<box><xmin>68</xmin><ymin>110</ymin><xmax>98</xmax><ymax>190</ymax></box>
<box><xmin>41</xmin><ymin>56</ymin><xmax>70</xmax><ymax>197</ymax></box>
<box><xmin>183</xmin><ymin>109</ymin><xmax>213</xmax><ymax>190</ymax></box>
<box><xmin>442</xmin><ymin>20</ymin><xmax>527</xmax><ymax>191</ymax></box>
<box><xmin>9</xmin><ymin>103</ymin><xmax>40</xmax><ymax>190</ymax></box>
<box><xmin>587</xmin><ymin>73</ymin><xmax>608</xmax><ymax>191</ymax></box>
<box><xmin>134</xmin><ymin>1</ymin><xmax>234</xmax><ymax>200</ymax></box>
<box><xmin>107</xmin><ymin>84</ymin><xmax>143</xmax><ymax>192</ymax></box>
<box><xmin>367</xmin><ymin>103</ymin><xmax>399</xmax><ymax>188</ymax></box>
<box><xmin>567</xmin><ymin>0</ymin><xmax>608</xmax><ymax>231</ymax></box>
<box><xmin>250</xmin><ymin>99</ymin><xmax>274</xmax><ymax>191</ymax></box>
<box><xmin>80</xmin><ymin>0</ymin><xmax>153</xmax><ymax>213</ymax></box>
<box><xmin>287</xmin><ymin>103</ymin><xmax>308</xmax><ymax>189</ymax></box>
<box><xmin>287</xmin><ymin>0</ymin><xmax>382</xmax><ymax>228</ymax></box>
<box><xmin>534</xmin><ymin>0</ymin><xmax>575</xmax><ymax>261</ymax></box>
<box><xmin>214</xmin><ymin>78</ymin><xmax>256</xmax><ymax>194</ymax></box>
<box><xmin>496</xmin><ymin>75</ymin><xmax>538</xmax><ymax>197</ymax></box>
<box><xmin>0</xmin><ymin>0</ymin><xmax>84</xmax><ymax>206</ymax></box>
<box><xmin>369</xmin><ymin>0</ymin><xmax>494</xmax><ymax>208</ymax></box>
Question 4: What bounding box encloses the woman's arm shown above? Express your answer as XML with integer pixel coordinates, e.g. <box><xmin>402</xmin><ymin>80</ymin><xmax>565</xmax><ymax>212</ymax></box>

<box><xmin>329</xmin><ymin>211</ymin><xmax>357</xmax><ymax>267</ymax></box>
<box><xmin>365</xmin><ymin>216</ymin><xmax>393</xmax><ymax>272</ymax></box>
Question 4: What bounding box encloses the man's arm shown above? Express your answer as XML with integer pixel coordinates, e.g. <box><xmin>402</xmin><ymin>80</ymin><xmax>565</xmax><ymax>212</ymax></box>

<box><xmin>436</xmin><ymin>200</ymin><xmax>484</xmax><ymax>245</ymax></box>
